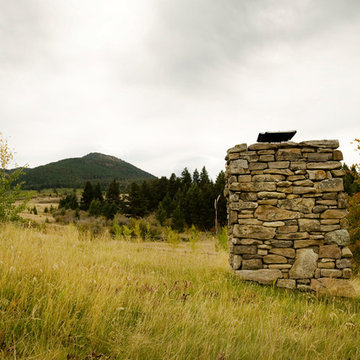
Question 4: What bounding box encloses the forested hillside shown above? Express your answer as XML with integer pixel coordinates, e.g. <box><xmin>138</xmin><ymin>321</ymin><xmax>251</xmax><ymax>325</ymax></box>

<box><xmin>18</xmin><ymin>152</ymin><xmax>156</xmax><ymax>189</ymax></box>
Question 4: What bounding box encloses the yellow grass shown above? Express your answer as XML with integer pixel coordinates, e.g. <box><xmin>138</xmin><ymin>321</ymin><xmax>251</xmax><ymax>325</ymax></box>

<box><xmin>1</xmin><ymin>223</ymin><xmax>360</xmax><ymax>359</ymax></box>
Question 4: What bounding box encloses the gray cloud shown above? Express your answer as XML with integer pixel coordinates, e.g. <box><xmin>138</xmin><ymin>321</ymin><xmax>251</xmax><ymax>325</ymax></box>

<box><xmin>0</xmin><ymin>0</ymin><xmax>50</xmax><ymax>68</ymax></box>
<box><xmin>140</xmin><ymin>0</ymin><xmax>360</xmax><ymax>89</ymax></box>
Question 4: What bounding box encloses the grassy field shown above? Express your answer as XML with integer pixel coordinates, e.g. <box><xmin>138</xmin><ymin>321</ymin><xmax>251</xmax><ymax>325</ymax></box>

<box><xmin>1</xmin><ymin>224</ymin><xmax>360</xmax><ymax>359</ymax></box>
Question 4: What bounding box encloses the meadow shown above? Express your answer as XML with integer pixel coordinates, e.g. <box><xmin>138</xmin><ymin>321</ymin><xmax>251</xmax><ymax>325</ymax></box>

<box><xmin>1</xmin><ymin>224</ymin><xmax>360</xmax><ymax>359</ymax></box>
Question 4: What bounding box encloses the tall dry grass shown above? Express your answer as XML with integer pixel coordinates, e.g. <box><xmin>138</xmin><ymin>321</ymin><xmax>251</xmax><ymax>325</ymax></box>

<box><xmin>1</xmin><ymin>223</ymin><xmax>360</xmax><ymax>359</ymax></box>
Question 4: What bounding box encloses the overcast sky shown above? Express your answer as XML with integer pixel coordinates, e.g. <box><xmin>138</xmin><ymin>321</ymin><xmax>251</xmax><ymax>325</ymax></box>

<box><xmin>1</xmin><ymin>0</ymin><xmax>360</xmax><ymax>179</ymax></box>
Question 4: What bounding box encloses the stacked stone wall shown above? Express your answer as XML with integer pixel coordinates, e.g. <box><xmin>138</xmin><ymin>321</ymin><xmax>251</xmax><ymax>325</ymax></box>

<box><xmin>225</xmin><ymin>140</ymin><xmax>354</xmax><ymax>295</ymax></box>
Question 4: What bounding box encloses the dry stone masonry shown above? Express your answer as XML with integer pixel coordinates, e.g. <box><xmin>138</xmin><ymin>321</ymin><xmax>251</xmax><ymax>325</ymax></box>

<box><xmin>225</xmin><ymin>140</ymin><xmax>355</xmax><ymax>296</ymax></box>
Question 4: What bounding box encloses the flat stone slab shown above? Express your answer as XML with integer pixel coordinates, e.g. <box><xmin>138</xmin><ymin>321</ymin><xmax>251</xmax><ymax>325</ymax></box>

<box><xmin>235</xmin><ymin>269</ymin><xmax>282</xmax><ymax>285</ymax></box>
<box><xmin>310</xmin><ymin>278</ymin><xmax>356</xmax><ymax>297</ymax></box>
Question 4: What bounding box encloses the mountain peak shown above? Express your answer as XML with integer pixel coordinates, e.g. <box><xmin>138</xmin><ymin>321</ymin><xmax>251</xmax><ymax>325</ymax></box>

<box><xmin>20</xmin><ymin>152</ymin><xmax>156</xmax><ymax>190</ymax></box>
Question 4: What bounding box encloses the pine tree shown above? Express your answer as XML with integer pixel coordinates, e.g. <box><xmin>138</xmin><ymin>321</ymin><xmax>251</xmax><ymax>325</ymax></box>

<box><xmin>156</xmin><ymin>202</ymin><xmax>167</xmax><ymax>225</ymax></box>
<box><xmin>106</xmin><ymin>179</ymin><xmax>120</xmax><ymax>207</ymax></box>
<box><xmin>127</xmin><ymin>182</ymin><xmax>147</xmax><ymax>217</ymax></box>
<box><xmin>172</xmin><ymin>203</ymin><xmax>185</xmax><ymax>232</ymax></box>
<box><xmin>181</xmin><ymin>167</ymin><xmax>192</xmax><ymax>190</ymax></box>
<box><xmin>192</xmin><ymin>169</ymin><xmax>200</xmax><ymax>185</ymax></box>
<box><xmin>93</xmin><ymin>182</ymin><xmax>103</xmax><ymax>202</ymax></box>
<box><xmin>80</xmin><ymin>181</ymin><xmax>94</xmax><ymax>210</ymax></box>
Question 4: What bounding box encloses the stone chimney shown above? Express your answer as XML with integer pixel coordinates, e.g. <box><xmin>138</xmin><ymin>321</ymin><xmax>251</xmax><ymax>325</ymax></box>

<box><xmin>225</xmin><ymin>140</ymin><xmax>355</xmax><ymax>296</ymax></box>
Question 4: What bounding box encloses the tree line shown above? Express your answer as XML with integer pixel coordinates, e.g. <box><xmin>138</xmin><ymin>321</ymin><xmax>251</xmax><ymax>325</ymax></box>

<box><xmin>59</xmin><ymin>166</ymin><xmax>227</xmax><ymax>232</ymax></box>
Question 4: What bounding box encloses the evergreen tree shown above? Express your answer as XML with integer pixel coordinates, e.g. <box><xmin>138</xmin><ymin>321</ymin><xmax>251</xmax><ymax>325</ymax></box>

<box><xmin>161</xmin><ymin>193</ymin><xmax>174</xmax><ymax>218</ymax></box>
<box><xmin>172</xmin><ymin>203</ymin><xmax>185</xmax><ymax>232</ymax></box>
<box><xmin>181</xmin><ymin>167</ymin><xmax>192</xmax><ymax>190</ymax></box>
<box><xmin>93</xmin><ymin>182</ymin><xmax>103</xmax><ymax>202</ymax></box>
<box><xmin>89</xmin><ymin>199</ymin><xmax>103</xmax><ymax>216</ymax></box>
<box><xmin>200</xmin><ymin>166</ymin><xmax>210</xmax><ymax>186</ymax></box>
<box><xmin>102</xmin><ymin>201</ymin><xmax>118</xmax><ymax>220</ymax></box>
<box><xmin>127</xmin><ymin>182</ymin><xmax>147</xmax><ymax>217</ymax></box>
<box><xmin>168</xmin><ymin>173</ymin><xmax>180</xmax><ymax>198</ymax></box>
<box><xmin>59</xmin><ymin>191</ymin><xmax>78</xmax><ymax>210</ymax></box>
<box><xmin>80</xmin><ymin>181</ymin><xmax>94</xmax><ymax>210</ymax></box>
<box><xmin>156</xmin><ymin>202</ymin><xmax>167</xmax><ymax>225</ymax></box>
<box><xmin>192</xmin><ymin>169</ymin><xmax>200</xmax><ymax>185</ymax></box>
<box><xmin>106</xmin><ymin>179</ymin><xmax>120</xmax><ymax>207</ymax></box>
<box><xmin>343</xmin><ymin>164</ymin><xmax>360</xmax><ymax>196</ymax></box>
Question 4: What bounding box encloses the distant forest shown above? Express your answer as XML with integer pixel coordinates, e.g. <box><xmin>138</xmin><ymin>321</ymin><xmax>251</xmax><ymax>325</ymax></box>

<box><xmin>59</xmin><ymin>167</ymin><xmax>227</xmax><ymax>231</ymax></box>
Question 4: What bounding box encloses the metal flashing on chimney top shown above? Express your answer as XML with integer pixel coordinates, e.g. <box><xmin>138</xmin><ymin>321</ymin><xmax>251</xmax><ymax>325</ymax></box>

<box><xmin>257</xmin><ymin>130</ymin><xmax>297</xmax><ymax>143</ymax></box>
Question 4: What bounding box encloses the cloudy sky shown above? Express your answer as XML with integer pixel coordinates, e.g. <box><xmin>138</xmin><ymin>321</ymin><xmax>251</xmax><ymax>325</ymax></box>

<box><xmin>1</xmin><ymin>0</ymin><xmax>360</xmax><ymax>179</ymax></box>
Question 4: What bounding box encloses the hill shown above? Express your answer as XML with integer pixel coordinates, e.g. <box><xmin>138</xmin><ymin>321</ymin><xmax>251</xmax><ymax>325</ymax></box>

<box><xmin>18</xmin><ymin>152</ymin><xmax>156</xmax><ymax>189</ymax></box>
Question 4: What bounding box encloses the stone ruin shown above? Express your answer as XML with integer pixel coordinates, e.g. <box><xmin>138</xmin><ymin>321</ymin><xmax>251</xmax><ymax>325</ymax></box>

<box><xmin>225</xmin><ymin>139</ymin><xmax>355</xmax><ymax>296</ymax></box>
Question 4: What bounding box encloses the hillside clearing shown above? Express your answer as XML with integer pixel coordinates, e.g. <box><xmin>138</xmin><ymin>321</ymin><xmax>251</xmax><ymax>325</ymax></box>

<box><xmin>1</xmin><ymin>224</ymin><xmax>360</xmax><ymax>359</ymax></box>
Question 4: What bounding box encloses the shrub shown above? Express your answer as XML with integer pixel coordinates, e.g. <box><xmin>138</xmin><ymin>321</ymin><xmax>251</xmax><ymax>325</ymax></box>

<box><xmin>0</xmin><ymin>133</ymin><xmax>30</xmax><ymax>222</ymax></box>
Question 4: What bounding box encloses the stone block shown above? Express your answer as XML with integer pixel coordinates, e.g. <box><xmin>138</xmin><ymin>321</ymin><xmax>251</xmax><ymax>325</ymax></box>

<box><xmin>259</xmin><ymin>155</ymin><xmax>275</xmax><ymax>162</ymax></box>
<box><xmin>298</xmin><ymin>219</ymin><xmax>320</xmax><ymax>232</ymax></box>
<box><xmin>333</xmin><ymin>150</ymin><xmax>343</xmax><ymax>161</ymax></box>
<box><xmin>276</xmin><ymin>232</ymin><xmax>309</xmax><ymax>240</ymax></box>
<box><xmin>342</xmin><ymin>268</ymin><xmax>352</xmax><ymax>279</ymax></box>
<box><xmin>294</xmin><ymin>239</ymin><xmax>324</xmax><ymax>248</ymax></box>
<box><xmin>341</xmin><ymin>247</ymin><xmax>353</xmax><ymax>258</ymax></box>
<box><xmin>318</xmin><ymin>262</ymin><xmax>335</xmax><ymax>269</ymax></box>
<box><xmin>230</xmin><ymin>182</ymin><xmax>276</xmax><ymax>192</ymax></box>
<box><xmin>235</xmin><ymin>269</ymin><xmax>282</xmax><ymax>285</ymax></box>
<box><xmin>277</xmin><ymin>279</ymin><xmax>296</xmax><ymax>289</ymax></box>
<box><xmin>268</xmin><ymin>264</ymin><xmax>292</xmax><ymax>269</ymax></box>
<box><xmin>238</xmin><ymin>175</ymin><xmax>252</xmax><ymax>182</ymax></box>
<box><xmin>278</xmin><ymin>198</ymin><xmax>314</xmax><ymax>213</ymax></box>
<box><xmin>263</xmin><ymin>254</ymin><xmax>288</xmax><ymax>264</ymax></box>
<box><xmin>331</xmin><ymin>169</ymin><xmax>345</xmax><ymax>177</ymax></box>
<box><xmin>227</xmin><ymin>144</ymin><xmax>247</xmax><ymax>153</ymax></box>
<box><xmin>233</xmin><ymin>255</ymin><xmax>242</xmax><ymax>269</ymax></box>
<box><xmin>242</xmin><ymin>259</ymin><xmax>263</xmax><ymax>270</ymax></box>
<box><xmin>248</xmin><ymin>143</ymin><xmax>279</xmax><ymax>150</ymax></box>
<box><xmin>307</xmin><ymin>170</ymin><xmax>327</xmax><ymax>180</ymax></box>
<box><xmin>264</xmin><ymin>169</ymin><xmax>294</xmax><ymax>176</ymax></box>
<box><xmin>275</xmin><ymin>149</ymin><xmax>302</xmax><ymax>161</ymax></box>
<box><xmin>293</xmin><ymin>187</ymin><xmax>317</xmax><ymax>194</ymax></box>
<box><xmin>277</xmin><ymin>225</ymin><xmax>298</xmax><ymax>233</ymax></box>
<box><xmin>271</xmin><ymin>240</ymin><xmax>293</xmax><ymax>248</ymax></box>
<box><xmin>229</xmin><ymin>159</ymin><xmax>249</xmax><ymax>174</ymax></box>
<box><xmin>289</xmin><ymin>249</ymin><xmax>318</xmax><ymax>279</ymax></box>
<box><xmin>258</xmin><ymin>192</ymin><xmax>286</xmax><ymax>199</ymax></box>
<box><xmin>269</xmin><ymin>248</ymin><xmax>295</xmax><ymax>258</ymax></box>
<box><xmin>320</xmin><ymin>269</ymin><xmax>342</xmax><ymax>278</ymax></box>
<box><xmin>305</xmin><ymin>152</ymin><xmax>332</xmax><ymax>161</ymax></box>
<box><xmin>310</xmin><ymin>278</ymin><xmax>355</xmax><ymax>297</ymax></box>
<box><xmin>255</xmin><ymin>205</ymin><xmax>300</xmax><ymax>221</ymax></box>
<box><xmin>313</xmin><ymin>205</ymin><xmax>328</xmax><ymax>213</ymax></box>
<box><xmin>230</xmin><ymin>201</ymin><xmax>258</xmax><ymax>211</ymax></box>
<box><xmin>233</xmin><ymin>245</ymin><xmax>257</xmax><ymax>255</ymax></box>
<box><xmin>293</xmin><ymin>180</ymin><xmax>314</xmax><ymax>187</ymax></box>
<box><xmin>290</xmin><ymin>162</ymin><xmax>307</xmax><ymax>170</ymax></box>
<box><xmin>319</xmin><ymin>245</ymin><xmax>341</xmax><ymax>259</ymax></box>
<box><xmin>320</xmin><ymin>210</ymin><xmax>347</xmax><ymax>219</ymax></box>
<box><xmin>233</xmin><ymin>224</ymin><xmax>276</xmax><ymax>240</ymax></box>
<box><xmin>249</xmin><ymin>162</ymin><xmax>268</xmax><ymax>171</ymax></box>
<box><xmin>316</xmin><ymin>178</ymin><xmax>344</xmax><ymax>193</ymax></box>
<box><xmin>324</xmin><ymin>230</ymin><xmax>350</xmax><ymax>246</ymax></box>
<box><xmin>263</xmin><ymin>221</ymin><xmax>285</xmax><ymax>227</ymax></box>
<box><xmin>336</xmin><ymin>258</ymin><xmax>352</xmax><ymax>269</ymax></box>
<box><xmin>252</xmin><ymin>174</ymin><xmax>285</xmax><ymax>182</ymax></box>
<box><xmin>307</xmin><ymin>161</ymin><xmax>342</xmax><ymax>170</ymax></box>
<box><xmin>268</xmin><ymin>161</ymin><xmax>290</xmax><ymax>169</ymax></box>
<box><xmin>299</xmin><ymin>140</ymin><xmax>339</xmax><ymax>148</ymax></box>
